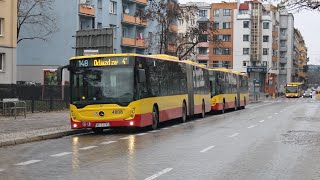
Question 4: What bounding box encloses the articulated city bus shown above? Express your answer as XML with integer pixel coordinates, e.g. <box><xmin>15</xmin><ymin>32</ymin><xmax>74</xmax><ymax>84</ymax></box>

<box><xmin>285</xmin><ymin>82</ymin><xmax>303</xmax><ymax>98</ymax></box>
<box><xmin>58</xmin><ymin>54</ymin><xmax>211</xmax><ymax>133</ymax></box>
<box><xmin>209</xmin><ymin>68</ymin><xmax>249</xmax><ymax>113</ymax></box>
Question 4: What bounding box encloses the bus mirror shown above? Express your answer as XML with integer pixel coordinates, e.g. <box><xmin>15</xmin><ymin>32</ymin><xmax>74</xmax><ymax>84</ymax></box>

<box><xmin>138</xmin><ymin>69</ymin><xmax>146</xmax><ymax>83</ymax></box>
<box><xmin>57</xmin><ymin>65</ymin><xmax>70</xmax><ymax>85</ymax></box>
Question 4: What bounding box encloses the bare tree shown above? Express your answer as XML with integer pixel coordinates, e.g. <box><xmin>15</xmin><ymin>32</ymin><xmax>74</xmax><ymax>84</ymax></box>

<box><xmin>175</xmin><ymin>21</ymin><xmax>222</xmax><ymax>60</ymax></box>
<box><xmin>136</xmin><ymin>0</ymin><xmax>198</xmax><ymax>55</ymax></box>
<box><xmin>278</xmin><ymin>0</ymin><xmax>320</xmax><ymax>12</ymax></box>
<box><xmin>17</xmin><ymin>0</ymin><xmax>57</xmax><ymax>43</ymax></box>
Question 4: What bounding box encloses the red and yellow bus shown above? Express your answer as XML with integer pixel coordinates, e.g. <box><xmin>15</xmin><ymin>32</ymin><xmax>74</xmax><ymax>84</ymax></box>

<box><xmin>209</xmin><ymin>68</ymin><xmax>249</xmax><ymax>113</ymax></box>
<box><xmin>58</xmin><ymin>54</ymin><xmax>211</xmax><ymax>133</ymax></box>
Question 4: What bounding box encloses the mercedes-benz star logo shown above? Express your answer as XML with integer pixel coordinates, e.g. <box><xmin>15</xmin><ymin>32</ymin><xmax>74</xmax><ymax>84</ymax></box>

<box><xmin>99</xmin><ymin>111</ymin><xmax>104</xmax><ymax>117</ymax></box>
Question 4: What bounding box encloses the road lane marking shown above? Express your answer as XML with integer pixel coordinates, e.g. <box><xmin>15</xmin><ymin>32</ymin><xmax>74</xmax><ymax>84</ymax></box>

<box><xmin>250</xmin><ymin>103</ymin><xmax>273</xmax><ymax>109</ymax></box>
<box><xmin>15</xmin><ymin>160</ymin><xmax>42</xmax><ymax>166</ymax></box>
<box><xmin>274</xmin><ymin>113</ymin><xmax>278</xmax><ymax>115</ymax></box>
<box><xmin>0</xmin><ymin>169</ymin><xmax>4</xmax><ymax>172</ymax></box>
<box><xmin>79</xmin><ymin>146</ymin><xmax>97</xmax><ymax>150</ymax></box>
<box><xmin>268</xmin><ymin>116</ymin><xmax>273</xmax><ymax>119</ymax></box>
<box><xmin>150</xmin><ymin>130</ymin><xmax>160</xmax><ymax>133</ymax></box>
<box><xmin>248</xmin><ymin>125</ymin><xmax>256</xmax><ymax>129</ymax></box>
<box><xmin>145</xmin><ymin>168</ymin><xmax>173</xmax><ymax>180</ymax></box>
<box><xmin>172</xmin><ymin>125</ymin><xmax>180</xmax><ymax>128</ymax></box>
<box><xmin>50</xmin><ymin>152</ymin><xmax>72</xmax><ymax>157</ymax></box>
<box><xmin>163</xmin><ymin>127</ymin><xmax>170</xmax><ymax>130</ymax></box>
<box><xmin>120</xmin><ymin>136</ymin><xmax>131</xmax><ymax>140</ymax></box>
<box><xmin>259</xmin><ymin>120</ymin><xmax>265</xmax><ymax>122</ymax></box>
<box><xmin>137</xmin><ymin>133</ymin><xmax>148</xmax><ymax>136</ymax></box>
<box><xmin>100</xmin><ymin>141</ymin><xmax>116</xmax><ymax>145</ymax></box>
<box><xmin>229</xmin><ymin>133</ymin><xmax>239</xmax><ymax>138</ymax></box>
<box><xmin>200</xmin><ymin>145</ymin><xmax>215</xmax><ymax>153</ymax></box>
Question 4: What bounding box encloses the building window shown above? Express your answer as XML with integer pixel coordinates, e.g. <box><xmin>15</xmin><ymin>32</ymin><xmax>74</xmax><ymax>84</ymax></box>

<box><xmin>0</xmin><ymin>53</ymin><xmax>4</xmax><ymax>71</ymax></box>
<box><xmin>109</xmin><ymin>1</ymin><xmax>117</xmax><ymax>14</ymax></box>
<box><xmin>263</xmin><ymin>22</ymin><xmax>269</xmax><ymax>29</ymax></box>
<box><xmin>223</xmin><ymin>9</ymin><xmax>231</xmax><ymax>16</ymax></box>
<box><xmin>243</xmin><ymin>48</ymin><xmax>249</xmax><ymax>55</ymax></box>
<box><xmin>273</xmin><ymin>50</ymin><xmax>277</xmax><ymax>56</ymax></box>
<box><xmin>222</xmin><ymin>35</ymin><xmax>231</xmax><ymax>42</ymax></box>
<box><xmin>263</xmin><ymin>48</ymin><xmax>269</xmax><ymax>55</ymax></box>
<box><xmin>199</xmin><ymin>47</ymin><xmax>208</xmax><ymax>55</ymax></box>
<box><xmin>213</xmin><ymin>22</ymin><xmax>219</xmax><ymax>29</ymax></box>
<box><xmin>243</xmin><ymin>61</ymin><xmax>248</xmax><ymax>67</ymax></box>
<box><xmin>223</xmin><ymin>61</ymin><xmax>230</xmax><ymax>68</ymax></box>
<box><xmin>280</xmin><ymin>40</ymin><xmax>286</xmax><ymax>47</ymax></box>
<box><xmin>243</xmin><ymin>21</ymin><xmax>249</xmax><ymax>28</ymax></box>
<box><xmin>263</xmin><ymin>36</ymin><xmax>269</xmax><ymax>42</ymax></box>
<box><xmin>122</xmin><ymin>27</ymin><xmax>128</xmax><ymax>37</ymax></box>
<box><xmin>97</xmin><ymin>22</ymin><xmax>102</xmax><ymax>28</ymax></box>
<box><xmin>179</xmin><ymin>19</ymin><xmax>184</xmax><ymax>25</ymax></box>
<box><xmin>213</xmin><ymin>61</ymin><xmax>219</xmax><ymax>67</ymax></box>
<box><xmin>0</xmin><ymin>18</ymin><xmax>3</xmax><ymax>36</ymax></box>
<box><xmin>222</xmin><ymin>48</ymin><xmax>231</xmax><ymax>55</ymax></box>
<box><xmin>199</xmin><ymin>10</ymin><xmax>207</xmax><ymax>17</ymax></box>
<box><xmin>223</xmin><ymin>22</ymin><xmax>231</xmax><ymax>29</ymax></box>
<box><xmin>213</xmin><ymin>48</ymin><xmax>221</xmax><ymax>55</ymax></box>
<box><xmin>280</xmin><ymin>28</ymin><xmax>286</xmax><ymax>35</ymax></box>
<box><xmin>243</xmin><ymin>35</ymin><xmax>249</xmax><ymax>41</ymax></box>
<box><xmin>98</xmin><ymin>0</ymin><xmax>102</xmax><ymax>9</ymax></box>
<box><xmin>262</xmin><ymin>61</ymin><xmax>267</xmax><ymax>67</ymax></box>
<box><xmin>214</xmin><ymin>9</ymin><xmax>220</xmax><ymax>17</ymax></box>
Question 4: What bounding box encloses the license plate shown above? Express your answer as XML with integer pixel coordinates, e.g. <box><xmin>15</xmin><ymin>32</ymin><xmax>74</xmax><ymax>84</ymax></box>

<box><xmin>95</xmin><ymin>123</ymin><xmax>110</xmax><ymax>127</ymax></box>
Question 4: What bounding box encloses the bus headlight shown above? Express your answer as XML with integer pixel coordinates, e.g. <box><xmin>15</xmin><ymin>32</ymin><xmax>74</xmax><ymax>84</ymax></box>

<box><xmin>129</xmin><ymin>121</ymin><xmax>134</xmax><ymax>126</ymax></box>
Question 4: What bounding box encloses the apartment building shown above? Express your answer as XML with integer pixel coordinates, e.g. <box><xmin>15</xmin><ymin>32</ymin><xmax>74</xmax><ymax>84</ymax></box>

<box><xmin>294</xmin><ymin>28</ymin><xmax>308</xmax><ymax>84</ymax></box>
<box><xmin>178</xmin><ymin>2</ymin><xmax>211</xmax><ymax>65</ymax></box>
<box><xmin>210</xmin><ymin>2</ymin><xmax>237</xmax><ymax>68</ymax></box>
<box><xmin>278</xmin><ymin>10</ymin><xmax>294</xmax><ymax>90</ymax></box>
<box><xmin>0</xmin><ymin>0</ymin><xmax>17</xmax><ymax>84</ymax></box>
<box><xmin>17</xmin><ymin>0</ymin><xmax>148</xmax><ymax>84</ymax></box>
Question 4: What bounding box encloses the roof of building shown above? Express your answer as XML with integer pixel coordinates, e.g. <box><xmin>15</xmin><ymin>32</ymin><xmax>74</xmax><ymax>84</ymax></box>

<box><xmin>239</xmin><ymin>3</ymin><xmax>249</xmax><ymax>10</ymax></box>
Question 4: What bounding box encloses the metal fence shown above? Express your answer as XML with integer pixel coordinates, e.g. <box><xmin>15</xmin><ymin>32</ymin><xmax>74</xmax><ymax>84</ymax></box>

<box><xmin>0</xmin><ymin>84</ymin><xmax>70</xmax><ymax>113</ymax></box>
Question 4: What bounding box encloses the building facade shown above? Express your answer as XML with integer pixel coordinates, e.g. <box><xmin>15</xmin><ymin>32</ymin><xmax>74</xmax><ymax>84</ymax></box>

<box><xmin>178</xmin><ymin>2</ymin><xmax>211</xmax><ymax>65</ymax></box>
<box><xmin>0</xmin><ymin>0</ymin><xmax>17</xmax><ymax>84</ymax></box>
<box><xmin>17</xmin><ymin>0</ymin><xmax>148</xmax><ymax>84</ymax></box>
<box><xmin>294</xmin><ymin>28</ymin><xmax>308</xmax><ymax>84</ymax></box>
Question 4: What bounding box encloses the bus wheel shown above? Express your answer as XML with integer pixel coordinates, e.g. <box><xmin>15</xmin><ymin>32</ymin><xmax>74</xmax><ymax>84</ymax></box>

<box><xmin>92</xmin><ymin>128</ymin><xmax>104</xmax><ymax>134</ymax></box>
<box><xmin>242</xmin><ymin>97</ymin><xmax>246</xmax><ymax>109</ymax></box>
<box><xmin>200</xmin><ymin>101</ymin><xmax>205</xmax><ymax>118</ymax></box>
<box><xmin>181</xmin><ymin>102</ymin><xmax>187</xmax><ymax>123</ymax></box>
<box><xmin>151</xmin><ymin>106</ymin><xmax>159</xmax><ymax>130</ymax></box>
<box><xmin>234</xmin><ymin>98</ymin><xmax>237</xmax><ymax>111</ymax></box>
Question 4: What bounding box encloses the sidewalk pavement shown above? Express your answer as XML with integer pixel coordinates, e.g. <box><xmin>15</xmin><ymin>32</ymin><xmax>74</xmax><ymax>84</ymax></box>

<box><xmin>0</xmin><ymin>110</ymin><xmax>89</xmax><ymax>147</ymax></box>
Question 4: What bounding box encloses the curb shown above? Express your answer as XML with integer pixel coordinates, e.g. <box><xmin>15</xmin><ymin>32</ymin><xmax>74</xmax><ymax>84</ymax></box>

<box><xmin>0</xmin><ymin>129</ymin><xmax>90</xmax><ymax>148</ymax></box>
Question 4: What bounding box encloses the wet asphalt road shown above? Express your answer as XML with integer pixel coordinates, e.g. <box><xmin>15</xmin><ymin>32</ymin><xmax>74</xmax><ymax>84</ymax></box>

<box><xmin>1</xmin><ymin>98</ymin><xmax>320</xmax><ymax>180</ymax></box>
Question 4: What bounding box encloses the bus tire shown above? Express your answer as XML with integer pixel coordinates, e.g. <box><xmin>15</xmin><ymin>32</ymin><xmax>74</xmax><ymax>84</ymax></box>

<box><xmin>181</xmin><ymin>101</ymin><xmax>187</xmax><ymax>123</ymax></box>
<box><xmin>243</xmin><ymin>97</ymin><xmax>246</xmax><ymax>109</ymax></box>
<box><xmin>234</xmin><ymin>98</ymin><xmax>237</xmax><ymax>111</ymax></box>
<box><xmin>92</xmin><ymin>128</ymin><xmax>104</xmax><ymax>134</ymax></box>
<box><xmin>151</xmin><ymin>105</ymin><xmax>159</xmax><ymax>130</ymax></box>
<box><xmin>200</xmin><ymin>100</ymin><xmax>205</xmax><ymax>118</ymax></box>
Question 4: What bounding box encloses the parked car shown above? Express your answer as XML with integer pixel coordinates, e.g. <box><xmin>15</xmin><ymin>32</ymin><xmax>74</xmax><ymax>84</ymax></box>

<box><xmin>303</xmin><ymin>90</ymin><xmax>313</xmax><ymax>98</ymax></box>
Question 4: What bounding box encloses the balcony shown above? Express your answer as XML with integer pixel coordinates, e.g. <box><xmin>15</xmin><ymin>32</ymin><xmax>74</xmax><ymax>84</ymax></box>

<box><xmin>280</xmin><ymin>45</ymin><xmax>287</xmax><ymax>51</ymax></box>
<box><xmin>279</xmin><ymin>69</ymin><xmax>287</xmax><ymax>75</ymax></box>
<box><xmin>237</xmin><ymin>13</ymin><xmax>251</xmax><ymax>20</ymax></box>
<box><xmin>280</xmin><ymin>57</ymin><xmax>287</xmax><ymax>63</ymax></box>
<box><xmin>122</xmin><ymin>14</ymin><xmax>147</xmax><ymax>26</ymax></box>
<box><xmin>169</xmin><ymin>25</ymin><xmax>178</xmax><ymax>32</ymax></box>
<box><xmin>262</xmin><ymin>15</ymin><xmax>271</xmax><ymax>21</ymax></box>
<box><xmin>136</xmin><ymin>39</ymin><xmax>146</xmax><ymax>48</ymax></box>
<box><xmin>79</xmin><ymin>4</ymin><xmax>95</xmax><ymax>16</ymax></box>
<box><xmin>134</xmin><ymin>0</ymin><xmax>147</xmax><ymax>5</ymax></box>
<box><xmin>122</xmin><ymin>37</ymin><xmax>136</xmax><ymax>47</ymax></box>
<box><xmin>280</xmin><ymin>34</ymin><xmax>287</xmax><ymax>40</ymax></box>
<box><xmin>197</xmin><ymin>42</ymin><xmax>209</xmax><ymax>47</ymax></box>
<box><xmin>197</xmin><ymin>54</ymin><xmax>209</xmax><ymax>60</ymax></box>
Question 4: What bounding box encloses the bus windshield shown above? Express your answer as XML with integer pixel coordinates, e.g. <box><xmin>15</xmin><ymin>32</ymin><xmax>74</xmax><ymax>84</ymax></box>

<box><xmin>286</xmin><ymin>86</ymin><xmax>298</xmax><ymax>93</ymax></box>
<box><xmin>71</xmin><ymin>67</ymin><xmax>134</xmax><ymax>107</ymax></box>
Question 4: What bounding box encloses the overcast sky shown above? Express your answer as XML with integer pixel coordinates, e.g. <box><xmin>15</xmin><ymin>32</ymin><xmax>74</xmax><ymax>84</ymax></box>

<box><xmin>179</xmin><ymin>0</ymin><xmax>320</xmax><ymax>65</ymax></box>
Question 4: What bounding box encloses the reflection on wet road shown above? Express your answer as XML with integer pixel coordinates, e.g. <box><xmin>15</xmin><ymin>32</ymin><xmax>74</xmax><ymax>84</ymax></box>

<box><xmin>1</xmin><ymin>98</ymin><xmax>320</xmax><ymax>179</ymax></box>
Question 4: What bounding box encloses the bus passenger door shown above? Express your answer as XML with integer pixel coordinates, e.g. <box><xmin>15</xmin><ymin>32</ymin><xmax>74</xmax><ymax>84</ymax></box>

<box><xmin>186</xmin><ymin>64</ymin><xmax>194</xmax><ymax>116</ymax></box>
<box><xmin>237</xmin><ymin>75</ymin><xmax>240</xmax><ymax>107</ymax></box>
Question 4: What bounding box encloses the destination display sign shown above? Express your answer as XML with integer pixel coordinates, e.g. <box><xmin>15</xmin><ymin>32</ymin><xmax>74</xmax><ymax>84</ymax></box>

<box><xmin>71</xmin><ymin>57</ymin><xmax>132</xmax><ymax>68</ymax></box>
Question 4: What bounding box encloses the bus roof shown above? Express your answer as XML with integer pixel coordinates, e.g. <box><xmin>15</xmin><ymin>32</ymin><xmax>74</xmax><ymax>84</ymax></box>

<box><xmin>147</xmin><ymin>54</ymin><xmax>179</xmax><ymax>60</ymax></box>
<box><xmin>209</xmin><ymin>68</ymin><xmax>245</xmax><ymax>76</ymax></box>
<box><xmin>70</xmin><ymin>53</ymin><xmax>139</xmax><ymax>60</ymax></box>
